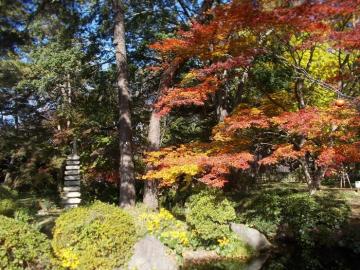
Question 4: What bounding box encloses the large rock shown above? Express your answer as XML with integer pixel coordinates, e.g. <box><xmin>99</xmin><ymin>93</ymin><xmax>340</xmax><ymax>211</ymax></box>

<box><xmin>127</xmin><ymin>236</ymin><xmax>178</xmax><ymax>270</ymax></box>
<box><xmin>230</xmin><ymin>223</ymin><xmax>272</xmax><ymax>252</ymax></box>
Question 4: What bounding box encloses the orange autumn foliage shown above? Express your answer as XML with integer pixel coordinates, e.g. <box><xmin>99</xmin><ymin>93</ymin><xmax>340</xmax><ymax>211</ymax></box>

<box><xmin>154</xmin><ymin>77</ymin><xmax>220</xmax><ymax>115</ymax></box>
<box><xmin>144</xmin><ymin>0</ymin><xmax>360</xmax><ymax>187</ymax></box>
<box><xmin>144</xmin><ymin>140</ymin><xmax>253</xmax><ymax>188</ymax></box>
<box><xmin>150</xmin><ymin>0</ymin><xmax>359</xmax><ymax>115</ymax></box>
<box><xmin>144</xmin><ymin>103</ymin><xmax>359</xmax><ymax>187</ymax></box>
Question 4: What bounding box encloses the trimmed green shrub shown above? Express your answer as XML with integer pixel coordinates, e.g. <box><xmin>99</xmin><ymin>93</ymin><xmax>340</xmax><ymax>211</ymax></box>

<box><xmin>237</xmin><ymin>187</ymin><xmax>352</xmax><ymax>269</ymax></box>
<box><xmin>52</xmin><ymin>201</ymin><xmax>136</xmax><ymax>269</ymax></box>
<box><xmin>237</xmin><ymin>187</ymin><xmax>350</xmax><ymax>244</ymax></box>
<box><xmin>282</xmin><ymin>193</ymin><xmax>350</xmax><ymax>247</ymax></box>
<box><xmin>0</xmin><ymin>215</ymin><xmax>55</xmax><ymax>270</ymax></box>
<box><xmin>237</xmin><ymin>189</ymin><xmax>287</xmax><ymax>237</ymax></box>
<box><xmin>186</xmin><ymin>189</ymin><xmax>236</xmax><ymax>243</ymax></box>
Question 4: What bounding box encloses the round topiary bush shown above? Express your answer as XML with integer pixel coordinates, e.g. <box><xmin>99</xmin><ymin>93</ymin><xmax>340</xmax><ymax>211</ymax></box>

<box><xmin>186</xmin><ymin>189</ymin><xmax>236</xmax><ymax>243</ymax></box>
<box><xmin>0</xmin><ymin>215</ymin><xmax>55</xmax><ymax>270</ymax></box>
<box><xmin>52</xmin><ymin>201</ymin><xmax>137</xmax><ymax>269</ymax></box>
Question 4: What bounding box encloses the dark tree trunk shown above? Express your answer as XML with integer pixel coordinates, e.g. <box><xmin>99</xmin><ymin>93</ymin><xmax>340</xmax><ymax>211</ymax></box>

<box><xmin>66</xmin><ymin>74</ymin><xmax>72</xmax><ymax>128</ymax></box>
<box><xmin>234</xmin><ymin>70</ymin><xmax>248</xmax><ymax>106</ymax></box>
<box><xmin>4</xmin><ymin>156</ymin><xmax>14</xmax><ymax>186</ymax></box>
<box><xmin>216</xmin><ymin>87</ymin><xmax>229</xmax><ymax>122</ymax></box>
<box><xmin>294</xmin><ymin>76</ymin><xmax>324</xmax><ymax>194</ymax></box>
<box><xmin>113</xmin><ymin>0</ymin><xmax>136</xmax><ymax>207</ymax></box>
<box><xmin>0</xmin><ymin>112</ymin><xmax>4</xmax><ymax>126</ymax></box>
<box><xmin>14</xmin><ymin>114</ymin><xmax>19</xmax><ymax>129</ymax></box>
<box><xmin>308</xmin><ymin>169</ymin><xmax>326</xmax><ymax>195</ymax></box>
<box><xmin>300</xmin><ymin>158</ymin><xmax>326</xmax><ymax>195</ymax></box>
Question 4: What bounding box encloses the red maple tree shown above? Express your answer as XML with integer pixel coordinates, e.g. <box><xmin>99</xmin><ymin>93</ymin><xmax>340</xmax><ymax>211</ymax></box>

<box><xmin>144</xmin><ymin>0</ymin><xmax>360</xmax><ymax>193</ymax></box>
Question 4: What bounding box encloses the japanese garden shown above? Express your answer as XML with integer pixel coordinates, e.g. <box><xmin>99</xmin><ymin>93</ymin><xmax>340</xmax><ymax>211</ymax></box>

<box><xmin>0</xmin><ymin>0</ymin><xmax>359</xmax><ymax>269</ymax></box>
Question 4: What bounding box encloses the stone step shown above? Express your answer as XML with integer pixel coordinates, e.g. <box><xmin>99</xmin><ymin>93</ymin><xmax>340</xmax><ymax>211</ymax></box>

<box><xmin>64</xmin><ymin>204</ymin><xmax>78</xmax><ymax>209</ymax></box>
<box><xmin>65</xmin><ymin>165</ymin><xmax>80</xmax><ymax>170</ymax></box>
<box><xmin>64</xmin><ymin>175</ymin><xmax>80</xmax><ymax>181</ymax></box>
<box><xmin>62</xmin><ymin>198</ymin><xmax>81</xmax><ymax>204</ymax></box>
<box><xmin>66</xmin><ymin>160</ymin><xmax>80</xmax><ymax>165</ymax></box>
<box><xmin>63</xmin><ymin>191</ymin><xmax>81</xmax><ymax>198</ymax></box>
<box><xmin>67</xmin><ymin>154</ymin><xmax>80</xmax><ymax>161</ymax></box>
<box><xmin>63</xmin><ymin>186</ymin><xmax>80</xmax><ymax>192</ymax></box>
<box><xmin>64</xmin><ymin>180</ymin><xmax>81</xmax><ymax>186</ymax></box>
<box><xmin>64</xmin><ymin>170</ymin><xmax>80</xmax><ymax>176</ymax></box>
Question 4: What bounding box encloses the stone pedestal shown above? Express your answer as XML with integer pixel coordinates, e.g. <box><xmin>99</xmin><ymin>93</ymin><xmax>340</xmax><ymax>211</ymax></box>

<box><xmin>62</xmin><ymin>154</ymin><xmax>81</xmax><ymax>208</ymax></box>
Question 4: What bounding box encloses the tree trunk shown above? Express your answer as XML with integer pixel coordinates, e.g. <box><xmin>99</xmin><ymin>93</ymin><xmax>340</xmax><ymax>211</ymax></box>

<box><xmin>142</xmin><ymin>56</ymin><xmax>184</xmax><ymax>208</ymax></box>
<box><xmin>142</xmin><ymin>0</ymin><xmax>217</xmax><ymax>208</ymax></box>
<box><xmin>4</xmin><ymin>156</ymin><xmax>15</xmax><ymax>186</ymax></box>
<box><xmin>299</xmin><ymin>158</ymin><xmax>325</xmax><ymax>195</ymax></box>
<box><xmin>143</xmin><ymin>112</ymin><xmax>161</xmax><ymax>209</ymax></box>
<box><xmin>295</xmin><ymin>79</ymin><xmax>305</xmax><ymax>109</ymax></box>
<box><xmin>14</xmin><ymin>114</ymin><xmax>19</xmax><ymax>129</ymax></box>
<box><xmin>308</xmin><ymin>177</ymin><xmax>321</xmax><ymax>195</ymax></box>
<box><xmin>4</xmin><ymin>172</ymin><xmax>12</xmax><ymax>186</ymax></box>
<box><xmin>113</xmin><ymin>0</ymin><xmax>136</xmax><ymax>207</ymax></box>
<box><xmin>216</xmin><ymin>87</ymin><xmax>228</xmax><ymax>121</ymax></box>
<box><xmin>66</xmin><ymin>74</ymin><xmax>71</xmax><ymax>129</ymax></box>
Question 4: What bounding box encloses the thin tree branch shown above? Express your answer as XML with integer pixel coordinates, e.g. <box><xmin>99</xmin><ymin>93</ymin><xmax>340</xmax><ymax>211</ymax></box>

<box><xmin>276</xmin><ymin>55</ymin><xmax>355</xmax><ymax>100</ymax></box>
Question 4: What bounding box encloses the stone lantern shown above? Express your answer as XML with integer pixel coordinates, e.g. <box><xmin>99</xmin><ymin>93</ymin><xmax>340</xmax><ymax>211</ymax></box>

<box><xmin>62</xmin><ymin>140</ymin><xmax>81</xmax><ymax>208</ymax></box>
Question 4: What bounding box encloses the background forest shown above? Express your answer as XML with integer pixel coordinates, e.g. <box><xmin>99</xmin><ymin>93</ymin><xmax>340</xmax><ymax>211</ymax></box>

<box><xmin>0</xmin><ymin>0</ymin><xmax>360</xmax><ymax>269</ymax></box>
